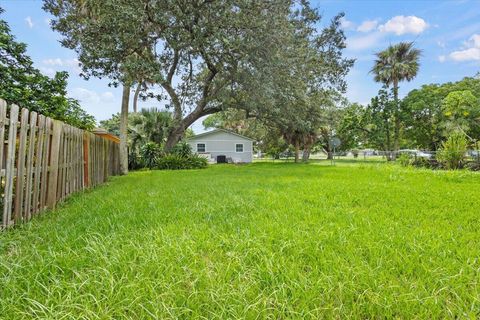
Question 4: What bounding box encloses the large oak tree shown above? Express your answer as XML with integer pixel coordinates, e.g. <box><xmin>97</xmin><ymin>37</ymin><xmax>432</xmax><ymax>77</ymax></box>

<box><xmin>44</xmin><ymin>0</ymin><xmax>352</xmax><ymax>168</ymax></box>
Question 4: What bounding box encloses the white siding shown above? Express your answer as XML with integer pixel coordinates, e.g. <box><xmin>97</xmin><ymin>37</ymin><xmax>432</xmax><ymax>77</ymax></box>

<box><xmin>188</xmin><ymin>131</ymin><xmax>253</xmax><ymax>163</ymax></box>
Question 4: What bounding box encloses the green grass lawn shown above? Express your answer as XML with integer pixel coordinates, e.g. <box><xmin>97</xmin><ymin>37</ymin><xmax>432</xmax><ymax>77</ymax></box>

<box><xmin>1</xmin><ymin>162</ymin><xmax>480</xmax><ymax>319</ymax></box>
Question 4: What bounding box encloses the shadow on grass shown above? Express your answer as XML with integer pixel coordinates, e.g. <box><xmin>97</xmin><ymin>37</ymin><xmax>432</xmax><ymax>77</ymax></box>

<box><xmin>254</xmin><ymin>158</ymin><xmax>388</xmax><ymax>165</ymax></box>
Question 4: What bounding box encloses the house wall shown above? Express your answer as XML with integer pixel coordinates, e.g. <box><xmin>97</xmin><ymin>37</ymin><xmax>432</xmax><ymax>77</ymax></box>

<box><xmin>188</xmin><ymin>131</ymin><xmax>253</xmax><ymax>163</ymax></box>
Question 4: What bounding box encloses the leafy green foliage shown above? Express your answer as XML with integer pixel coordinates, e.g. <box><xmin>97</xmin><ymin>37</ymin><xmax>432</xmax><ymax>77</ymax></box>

<box><xmin>442</xmin><ymin>90</ymin><xmax>480</xmax><ymax>136</ymax></box>
<box><xmin>371</xmin><ymin>42</ymin><xmax>421</xmax><ymax>152</ymax></box>
<box><xmin>156</xmin><ymin>154</ymin><xmax>207</xmax><ymax>170</ymax></box>
<box><xmin>0</xmin><ymin>8</ymin><xmax>94</xmax><ymax>129</ymax></box>
<box><xmin>339</xmin><ymin>88</ymin><xmax>395</xmax><ymax>154</ymax></box>
<box><xmin>1</xmin><ymin>163</ymin><xmax>480</xmax><ymax>318</ymax></box>
<box><xmin>44</xmin><ymin>1</ymin><xmax>352</xmax><ymax>150</ymax></box>
<box><xmin>100</xmin><ymin>108</ymin><xmax>174</xmax><ymax>169</ymax></box>
<box><xmin>410</xmin><ymin>157</ymin><xmax>434</xmax><ymax>169</ymax></box>
<box><xmin>402</xmin><ymin>76</ymin><xmax>480</xmax><ymax>149</ymax></box>
<box><xmin>398</xmin><ymin>153</ymin><xmax>412</xmax><ymax>167</ymax></box>
<box><xmin>437</xmin><ymin>132</ymin><xmax>468</xmax><ymax>169</ymax></box>
<box><xmin>170</xmin><ymin>141</ymin><xmax>192</xmax><ymax>159</ymax></box>
<box><xmin>140</xmin><ymin>142</ymin><xmax>162</xmax><ymax>169</ymax></box>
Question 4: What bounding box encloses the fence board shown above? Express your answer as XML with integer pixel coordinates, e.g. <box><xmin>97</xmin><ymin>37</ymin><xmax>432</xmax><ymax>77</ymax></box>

<box><xmin>32</xmin><ymin>115</ymin><xmax>46</xmax><ymax>215</ymax></box>
<box><xmin>39</xmin><ymin>118</ymin><xmax>52</xmax><ymax>211</ymax></box>
<box><xmin>3</xmin><ymin>104</ymin><xmax>19</xmax><ymax>228</ymax></box>
<box><xmin>0</xmin><ymin>102</ymin><xmax>119</xmax><ymax>231</ymax></box>
<box><xmin>14</xmin><ymin>108</ymin><xmax>30</xmax><ymax>224</ymax></box>
<box><xmin>24</xmin><ymin>111</ymin><xmax>38</xmax><ymax>221</ymax></box>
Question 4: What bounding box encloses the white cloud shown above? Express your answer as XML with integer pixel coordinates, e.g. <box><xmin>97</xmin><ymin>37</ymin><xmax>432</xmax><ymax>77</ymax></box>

<box><xmin>438</xmin><ymin>55</ymin><xmax>446</xmax><ymax>62</ymax></box>
<box><xmin>42</xmin><ymin>58</ymin><xmax>82</xmax><ymax>73</ymax></box>
<box><xmin>39</xmin><ymin>67</ymin><xmax>56</xmax><ymax>77</ymax></box>
<box><xmin>25</xmin><ymin>16</ymin><xmax>34</xmax><ymax>28</ymax></box>
<box><xmin>100</xmin><ymin>92</ymin><xmax>115</xmax><ymax>103</ymax></box>
<box><xmin>357</xmin><ymin>20</ymin><xmax>378</xmax><ymax>33</ymax></box>
<box><xmin>346</xmin><ymin>32</ymin><xmax>384</xmax><ymax>51</ymax></box>
<box><xmin>70</xmin><ymin>88</ymin><xmax>115</xmax><ymax>104</ymax></box>
<box><xmin>470</xmin><ymin>34</ymin><xmax>480</xmax><ymax>47</ymax></box>
<box><xmin>43</xmin><ymin>58</ymin><xmax>79</xmax><ymax>67</ymax></box>
<box><xmin>379</xmin><ymin>15</ymin><xmax>428</xmax><ymax>35</ymax></box>
<box><xmin>446</xmin><ymin>34</ymin><xmax>480</xmax><ymax>62</ymax></box>
<box><xmin>340</xmin><ymin>17</ymin><xmax>355</xmax><ymax>30</ymax></box>
<box><xmin>450</xmin><ymin>48</ymin><xmax>480</xmax><ymax>61</ymax></box>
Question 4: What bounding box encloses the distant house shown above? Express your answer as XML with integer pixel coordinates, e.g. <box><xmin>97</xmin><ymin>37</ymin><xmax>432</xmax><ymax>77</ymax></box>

<box><xmin>187</xmin><ymin>129</ymin><xmax>254</xmax><ymax>163</ymax></box>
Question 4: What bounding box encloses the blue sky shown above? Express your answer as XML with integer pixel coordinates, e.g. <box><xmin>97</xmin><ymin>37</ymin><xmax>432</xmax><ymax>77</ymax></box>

<box><xmin>1</xmin><ymin>0</ymin><xmax>480</xmax><ymax>133</ymax></box>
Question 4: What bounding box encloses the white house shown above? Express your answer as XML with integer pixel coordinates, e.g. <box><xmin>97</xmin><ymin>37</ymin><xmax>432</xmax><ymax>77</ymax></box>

<box><xmin>187</xmin><ymin>129</ymin><xmax>254</xmax><ymax>163</ymax></box>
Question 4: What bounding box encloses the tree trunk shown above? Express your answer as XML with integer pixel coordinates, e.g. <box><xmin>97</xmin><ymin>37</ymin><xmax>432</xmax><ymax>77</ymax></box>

<box><xmin>302</xmin><ymin>149</ymin><xmax>310</xmax><ymax>162</ymax></box>
<box><xmin>132</xmin><ymin>82</ymin><xmax>141</xmax><ymax>113</ymax></box>
<box><xmin>385</xmin><ymin>123</ymin><xmax>392</xmax><ymax>161</ymax></box>
<box><xmin>119</xmin><ymin>84</ymin><xmax>130</xmax><ymax>175</ymax></box>
<box><xmin>392</xmin><ymin>79</ymin><xmax>400</xmax><ymax>160</ymax></box>
<box><xmin>165</xmin><ymin>126</ymin><xmax>185</xmax><ymax>151</ymax></box>
<box><xmin>164</xmin><ymin>110</ymin><xmax>201</xmax><ymax>151</ymax></box>
<box><xmin>294</xmin><ymin>142</ymin><xmax>300</xmax><ymax>163</ymax></box>
<box><xmin>325</xmin><ymin>144</ymin><xmax>333</xmax><ymax>160</ymax></box>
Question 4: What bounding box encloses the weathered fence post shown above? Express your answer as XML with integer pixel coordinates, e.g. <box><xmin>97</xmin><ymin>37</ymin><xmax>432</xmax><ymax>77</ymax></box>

<box><xmin>3</xmin><ymin>105</ymin><xmax>19</xmax><ymax>229</ymax></box>
<box><xmin>83</xmin><ymin>132</ymin><xmax>90</xmax><ymax>188</ymax></box>
<box><xmin>46</xmin><ymin>120</ymin><xmax>63</xmax><ymax>209</ymax></box>
<box><xmin>0</xmin><ymin>99</ymin><xmax>120</xmax><ymax>231</ymax></box>
<box><xmin>14</xmin><ymin>108</ymin><xmax>30</xmax><ymax>224</ymax></box>
<box><xmin>0</xmin><ymin>100</ymin><xmax>6</xmax><ymax>227</ymax></box>
<box><xmin>24</xmin><ymin>111</ymin><xmax>38</xmax><ymax>221</ymax></box>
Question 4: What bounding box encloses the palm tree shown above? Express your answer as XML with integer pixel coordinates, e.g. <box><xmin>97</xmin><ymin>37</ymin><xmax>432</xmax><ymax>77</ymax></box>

<box><xmin>130</xmin><ymin>107</ymin><xmax>172</xmax><ymax>146</ymax></box>
<box><xmin>371</xmin><ymin>42</ymin><xmax>421</xmax><ymax>156</ymax></box>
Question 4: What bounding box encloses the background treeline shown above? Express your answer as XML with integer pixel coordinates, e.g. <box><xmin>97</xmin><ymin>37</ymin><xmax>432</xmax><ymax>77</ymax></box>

<box><xmin>202</xmin><ymin>74</ymin><xmax>480</xmax><ymax>166</ymax></box>
<box><xmin>340</xmin><ymin>76</ymin><xmax>480</xmax><ymax>152</ymax></box>
<box><xmin>0</xmin><ymin>7</ymin><xmax>95</xmax><ymax>129</ymax></box>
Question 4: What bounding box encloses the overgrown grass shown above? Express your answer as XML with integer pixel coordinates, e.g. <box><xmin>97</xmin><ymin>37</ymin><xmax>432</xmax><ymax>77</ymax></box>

<box><xmin>1</xmin><ymin>162</ymin><xmax>480</xmax><ymax>318</ymax></box>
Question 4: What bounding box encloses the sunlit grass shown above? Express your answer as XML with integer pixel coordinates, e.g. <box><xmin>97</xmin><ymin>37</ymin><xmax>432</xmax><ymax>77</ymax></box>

<box><xmin>1</xmin><ymin>162</ymin><xmax>480</xmax><ymax>318</ymax></box>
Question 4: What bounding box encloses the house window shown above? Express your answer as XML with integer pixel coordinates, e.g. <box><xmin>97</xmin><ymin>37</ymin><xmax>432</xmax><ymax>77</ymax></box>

<box><xmin>236</xmin><ymin>143</ymin><xmax>244</xmax><ymax>152</ymax></box>
<box><xmin>197</xmin><ymin>143</ymin><xmax>206</xmax><ymax>152</ymax></box>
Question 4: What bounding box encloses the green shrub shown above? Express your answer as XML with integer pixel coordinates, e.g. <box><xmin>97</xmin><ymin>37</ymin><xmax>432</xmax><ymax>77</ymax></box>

<box><xmin>156</xmin><ymin>154</ymin><xmax>208</xmax><ymax>170</ymax></box>
<box><xmin>436</xmin><ymin>132</ymin><xmax>467</xmax><ymax>170</ymax></box>
<box><xmin>411</xmin><ymin>157</ymin><xmax>436</xmax><ymax>169</ymax></box>
<box><xmin>128</xmin><ymin>150</ymin><xmax>143</xmax><ymax>170</ymax></box>
<box><xmin>171</xmin><ymin>141</ymin><xmax>193</xmax><ymax>158</ymax></box>
<box><xmin>465</xmin><ymin>161</ymin><xmax>480</xmax><ymax>171</ymax></box>
<box><xmin>398</xmin><ymin>153</ymin><xmax>412</xmax><ymax>167</ymax></box>
<box><xmin>140</xmin><ymin>142</ymin><xmax>162</xmax><ymax>169</ymax></box>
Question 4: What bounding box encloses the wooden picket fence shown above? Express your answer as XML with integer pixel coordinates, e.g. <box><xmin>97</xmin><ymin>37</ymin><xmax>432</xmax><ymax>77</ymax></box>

<box><xmin>0</xmin><ymin>99</ymin><xmax>120</xmax><ymax>230</ymax></box>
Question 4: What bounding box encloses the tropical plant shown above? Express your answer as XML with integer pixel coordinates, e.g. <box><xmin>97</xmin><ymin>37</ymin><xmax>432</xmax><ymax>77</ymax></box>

<box><xmin>437</xmin><ymin>132</ymin><xmax>467</xmax><ymax>170</ymax></box>
<box><xmin>156</xmin><ymin>154</ymin><xmax>207</xmax><ymax>170</ymax></box>
<box><xmin>170</xmin><ymin>142</ymin><xmax>192</xmax><ymax>158</ymax></box>
<box><xmin>130</xmin><ymin>108</ymin><xmax>172</xmax><ymax>145</ymax></box>
<box><xmin>140</xmin><ymin>142</ymin><xmax>162</xmax><ymax>169</ymax></box>
<box><xmin>398</xmin><ymin>153</ymin><xmax>412</xmax><ymax>167</ymax></box>
<box><xmin>371</xmin><ymin>42</ymin><xmax>421</xmax><ymax>155</ymax></box>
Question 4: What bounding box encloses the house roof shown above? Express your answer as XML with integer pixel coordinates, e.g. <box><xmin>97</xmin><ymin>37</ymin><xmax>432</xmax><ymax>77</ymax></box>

<box><xmin>187</xmin><ymin>128</ymin><xmax>255</xmax><ymax>141</ymax></box>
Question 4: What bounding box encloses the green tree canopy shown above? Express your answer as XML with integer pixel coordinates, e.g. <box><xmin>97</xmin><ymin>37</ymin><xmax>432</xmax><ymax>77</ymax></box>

<box><xmin>0</xmin><ymin>7</ymin><xmax>95</xmax><ymax>129</ymax></box>
<box><xmin>44</xmin><ymin>0</ymin><xmax>353</xmax><ymax>153</ymax></box>
<box><xmin>371</xmin><ymin>42</ymin><xmax>421</xmax><ymax>154</ymax></box>
<box><xmin>402</xmin><ymin>76</ymin><xmax>480</xmax><ymax>149</ymax></box>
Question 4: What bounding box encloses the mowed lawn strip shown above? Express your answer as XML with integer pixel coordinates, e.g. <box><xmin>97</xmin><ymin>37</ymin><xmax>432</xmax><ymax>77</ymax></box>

<box><xmin>1</xmin><ymin>163</ymin><xmax>480</xmax><ymax>319</ymax></box>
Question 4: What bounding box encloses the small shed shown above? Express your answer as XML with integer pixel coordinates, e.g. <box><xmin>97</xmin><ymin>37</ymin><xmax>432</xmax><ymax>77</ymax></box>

<box><xmin>187</xmin><ymin>129</ymin><xmax>254</xmax><ymax>163</ymax></box>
